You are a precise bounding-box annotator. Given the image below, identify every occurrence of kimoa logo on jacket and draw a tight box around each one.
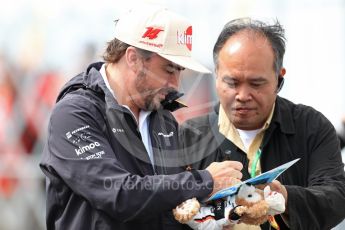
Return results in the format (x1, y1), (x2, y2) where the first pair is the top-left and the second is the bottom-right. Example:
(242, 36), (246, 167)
(75, 142), (100, 156)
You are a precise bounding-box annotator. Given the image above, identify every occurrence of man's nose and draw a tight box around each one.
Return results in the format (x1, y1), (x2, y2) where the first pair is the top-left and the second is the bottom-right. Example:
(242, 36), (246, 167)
(167, 73), (180, 89)
(235, 86), (253, 102)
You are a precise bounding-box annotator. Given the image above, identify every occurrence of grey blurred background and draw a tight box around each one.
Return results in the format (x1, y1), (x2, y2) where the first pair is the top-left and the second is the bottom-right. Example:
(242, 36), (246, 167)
(0, 0), (344, 229)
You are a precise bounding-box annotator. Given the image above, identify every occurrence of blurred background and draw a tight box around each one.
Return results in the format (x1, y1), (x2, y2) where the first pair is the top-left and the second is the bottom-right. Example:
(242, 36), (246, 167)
(0, 0), (344, 229)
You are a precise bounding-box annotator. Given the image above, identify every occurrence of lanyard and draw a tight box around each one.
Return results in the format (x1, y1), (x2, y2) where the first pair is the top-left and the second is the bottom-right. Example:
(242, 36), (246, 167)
(250, 148), (262, 178)
(251, 147), (280, 230)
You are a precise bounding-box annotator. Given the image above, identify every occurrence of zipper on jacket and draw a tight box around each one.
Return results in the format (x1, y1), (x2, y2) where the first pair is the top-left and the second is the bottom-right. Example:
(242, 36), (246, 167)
(107, 106), (156, 175)
(156, 143), (166, 174)
(152, 143), (158, 175)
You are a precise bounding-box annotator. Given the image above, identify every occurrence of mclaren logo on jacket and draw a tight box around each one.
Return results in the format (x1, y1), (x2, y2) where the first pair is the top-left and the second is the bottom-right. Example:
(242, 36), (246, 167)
(158, 131), (174, 138)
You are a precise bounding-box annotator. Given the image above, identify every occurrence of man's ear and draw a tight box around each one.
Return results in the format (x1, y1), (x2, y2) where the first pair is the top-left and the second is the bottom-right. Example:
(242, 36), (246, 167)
(279, 68), (286, 78)
(277, 68), (286, 93)
(125, 47), (140, 71)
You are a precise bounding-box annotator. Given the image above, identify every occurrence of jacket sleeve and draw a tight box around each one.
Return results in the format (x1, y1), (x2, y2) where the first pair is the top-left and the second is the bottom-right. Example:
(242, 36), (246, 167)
(40, 95), (213, 222)
(286, 112), (345, 229)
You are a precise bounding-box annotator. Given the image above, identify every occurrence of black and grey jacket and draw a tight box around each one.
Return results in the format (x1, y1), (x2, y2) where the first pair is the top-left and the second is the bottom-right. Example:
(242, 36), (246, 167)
(40, 62), (212, 230)
(180, 97), (345, 230)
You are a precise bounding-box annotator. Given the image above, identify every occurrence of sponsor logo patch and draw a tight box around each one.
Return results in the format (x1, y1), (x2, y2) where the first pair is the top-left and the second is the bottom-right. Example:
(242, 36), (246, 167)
(142, 27), (164, 40)
(177, 26), (192, 51)
(112, 128), (125, 133)
(85, 150), (105, 160)
(158, 131), (174, 138)
(66, 125), (90, 138)
(75, 141), (100, 156)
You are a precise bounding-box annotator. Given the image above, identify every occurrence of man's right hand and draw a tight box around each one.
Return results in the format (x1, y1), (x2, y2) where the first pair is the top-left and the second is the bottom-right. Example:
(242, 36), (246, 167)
(205, 161), (243, 196)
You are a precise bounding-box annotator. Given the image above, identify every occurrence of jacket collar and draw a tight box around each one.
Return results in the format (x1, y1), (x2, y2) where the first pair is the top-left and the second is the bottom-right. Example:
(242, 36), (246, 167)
(84, 62), (109, 95)
(56, 62), (108, 102)
(271, 96), (295, 134)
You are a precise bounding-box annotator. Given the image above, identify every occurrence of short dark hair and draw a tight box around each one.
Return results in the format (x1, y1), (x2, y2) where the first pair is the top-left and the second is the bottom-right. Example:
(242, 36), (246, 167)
(103, 38), (154, 64)
(213, 18), (286, 75)
(103, 38), (130, 63)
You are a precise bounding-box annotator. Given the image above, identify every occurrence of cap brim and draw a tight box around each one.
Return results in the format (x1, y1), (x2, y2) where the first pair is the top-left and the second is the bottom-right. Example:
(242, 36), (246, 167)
(158, 53), (211, 74)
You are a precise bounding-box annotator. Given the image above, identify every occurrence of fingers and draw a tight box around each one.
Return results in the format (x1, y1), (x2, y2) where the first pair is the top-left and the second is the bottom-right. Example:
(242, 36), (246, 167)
(223, 160), (243, 171)
(206, 161), (243, 180)
(222, 166), (243, 180)
(206, 161), (243, 196)
(206, 161), (243, 172)
(255, 180), (284, 194)
(269, 180), (285, 193)
(267, 180), (288, 208)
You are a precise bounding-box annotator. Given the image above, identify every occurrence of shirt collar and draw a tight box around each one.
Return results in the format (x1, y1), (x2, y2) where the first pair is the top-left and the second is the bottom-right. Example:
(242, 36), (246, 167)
(100, 63), (116, 98)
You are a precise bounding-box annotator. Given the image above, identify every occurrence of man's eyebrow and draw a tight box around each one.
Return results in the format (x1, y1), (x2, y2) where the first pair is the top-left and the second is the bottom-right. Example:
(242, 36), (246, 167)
(221, 75), (268, 83)
(221, 75), (236, 80)
(249, 76), (267, 82)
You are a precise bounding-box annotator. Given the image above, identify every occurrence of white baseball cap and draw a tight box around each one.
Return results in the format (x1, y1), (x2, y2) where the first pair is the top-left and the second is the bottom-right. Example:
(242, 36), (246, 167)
(114, 6), (211, 74)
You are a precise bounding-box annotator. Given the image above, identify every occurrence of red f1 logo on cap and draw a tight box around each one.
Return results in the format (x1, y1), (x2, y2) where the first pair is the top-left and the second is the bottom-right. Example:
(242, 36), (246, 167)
(142, 27), (164, 39)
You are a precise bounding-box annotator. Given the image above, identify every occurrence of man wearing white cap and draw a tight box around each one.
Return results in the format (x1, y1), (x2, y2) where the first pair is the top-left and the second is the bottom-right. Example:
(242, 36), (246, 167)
(40, 6), (243, 230)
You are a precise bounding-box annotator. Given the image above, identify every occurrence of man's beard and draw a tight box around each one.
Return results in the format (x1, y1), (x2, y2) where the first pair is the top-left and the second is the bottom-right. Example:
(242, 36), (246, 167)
(134, 69), (175, 111)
